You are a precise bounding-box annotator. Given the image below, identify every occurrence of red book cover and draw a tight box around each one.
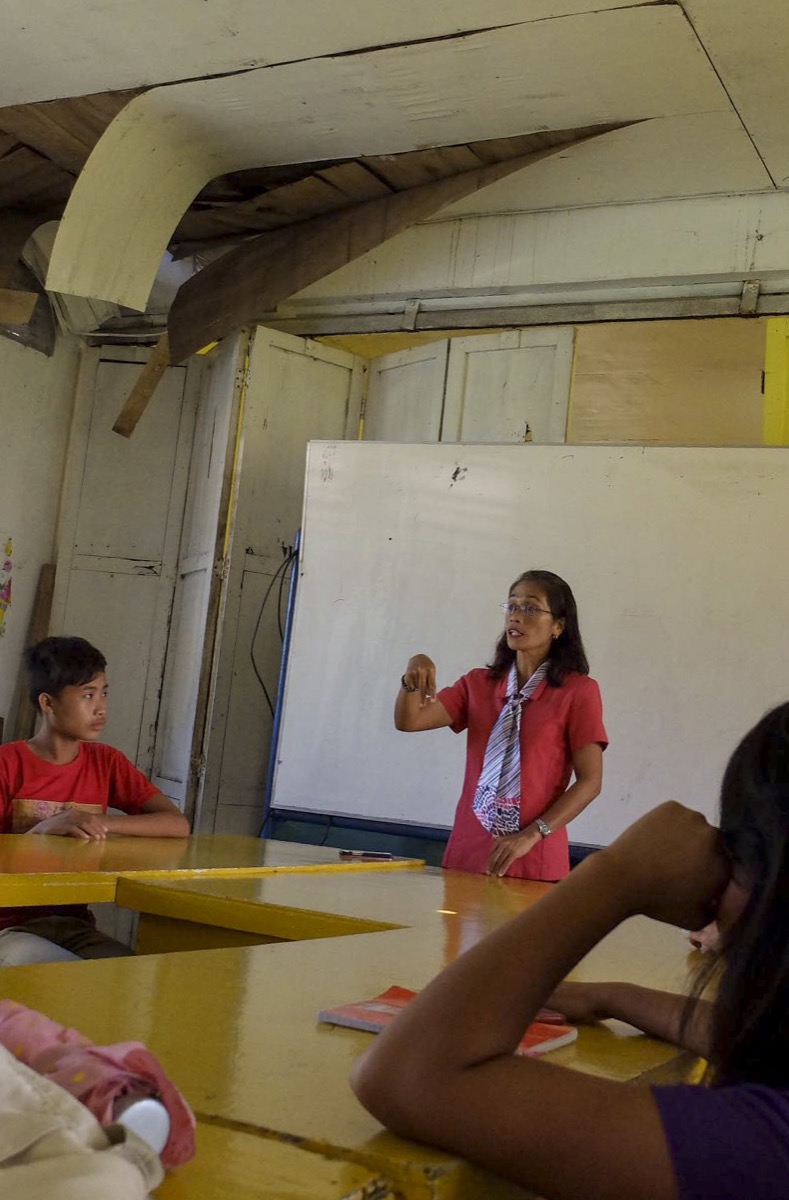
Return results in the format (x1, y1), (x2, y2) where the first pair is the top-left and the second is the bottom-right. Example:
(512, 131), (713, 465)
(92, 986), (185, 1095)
(318, 985), (577, 1056)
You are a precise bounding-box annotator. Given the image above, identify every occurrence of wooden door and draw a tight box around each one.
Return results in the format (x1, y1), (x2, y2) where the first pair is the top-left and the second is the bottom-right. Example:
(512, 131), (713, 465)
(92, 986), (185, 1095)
(363, 342), (449, 441)
(51, 347), (201, 771)
(151, 336), (245, 807)
(442, 329), (574, 443)
(197, 329), (364, 834)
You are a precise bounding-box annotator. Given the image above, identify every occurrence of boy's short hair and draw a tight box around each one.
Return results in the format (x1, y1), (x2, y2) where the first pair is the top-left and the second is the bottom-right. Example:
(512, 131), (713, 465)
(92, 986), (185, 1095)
(24, 637), (107, 708)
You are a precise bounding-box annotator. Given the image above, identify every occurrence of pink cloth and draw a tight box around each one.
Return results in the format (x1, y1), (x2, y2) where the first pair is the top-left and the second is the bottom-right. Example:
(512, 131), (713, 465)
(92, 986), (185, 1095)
(0, 1000), (195, 1168)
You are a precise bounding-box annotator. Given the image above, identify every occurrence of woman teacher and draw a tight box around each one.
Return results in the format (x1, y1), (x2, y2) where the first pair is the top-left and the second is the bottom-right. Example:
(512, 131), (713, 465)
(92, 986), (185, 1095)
(395, 570), (607, 879)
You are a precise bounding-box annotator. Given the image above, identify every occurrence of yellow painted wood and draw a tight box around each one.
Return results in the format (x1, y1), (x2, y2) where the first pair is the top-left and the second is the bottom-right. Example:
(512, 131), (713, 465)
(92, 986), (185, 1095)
(123, 876), (401, 951)
(0, 867), (699, 1197)
(118, 868), (537, 944)
(0, 834), (424, 907)
(764, 317), (789, 444)
(158, 1122), (397, 1200)
(135, 913), (286, 954)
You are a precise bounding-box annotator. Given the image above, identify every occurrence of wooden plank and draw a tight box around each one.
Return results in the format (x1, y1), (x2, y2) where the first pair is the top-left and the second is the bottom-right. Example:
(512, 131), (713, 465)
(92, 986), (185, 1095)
(0, 286), (37, 324)
(0, 131), (18, 158)
(112, 333), (172, 438)
(168, 132), (616, 364)
(315, 161), (393, 202)
(0, 145), (72, 207)
(0, 90), (137, 173)
(0, 211), (43, 283)
(6, 563), (56, 742)
(365, 143), (482, 189)
(0, 107), (88, 174)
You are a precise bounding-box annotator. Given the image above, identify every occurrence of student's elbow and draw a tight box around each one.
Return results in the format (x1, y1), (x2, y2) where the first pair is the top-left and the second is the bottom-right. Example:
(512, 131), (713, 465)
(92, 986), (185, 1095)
(351, 1048), (430, 1139)
(169, 812), (191, 838)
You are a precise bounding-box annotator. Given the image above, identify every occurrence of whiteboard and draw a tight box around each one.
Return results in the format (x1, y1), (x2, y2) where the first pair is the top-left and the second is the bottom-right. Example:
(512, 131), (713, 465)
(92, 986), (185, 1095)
(273, 442), (789, 845)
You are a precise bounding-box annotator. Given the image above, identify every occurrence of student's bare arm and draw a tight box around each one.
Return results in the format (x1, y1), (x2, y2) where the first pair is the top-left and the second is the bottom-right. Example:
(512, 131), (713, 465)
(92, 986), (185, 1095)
(547, 980), (713, 1059)
(394, 654), (453, 732)
(103, 792), (190, 838)
(352, 803), (729, 1200)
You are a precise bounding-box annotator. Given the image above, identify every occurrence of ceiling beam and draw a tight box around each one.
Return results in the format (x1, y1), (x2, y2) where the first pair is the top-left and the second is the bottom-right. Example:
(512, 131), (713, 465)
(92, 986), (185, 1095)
(114, 127), (624, 433)
(168, 134), (609, 364)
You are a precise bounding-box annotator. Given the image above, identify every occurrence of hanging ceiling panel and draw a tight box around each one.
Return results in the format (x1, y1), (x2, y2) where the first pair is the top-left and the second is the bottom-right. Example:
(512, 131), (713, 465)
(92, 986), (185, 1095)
(47, 6), (733, 308)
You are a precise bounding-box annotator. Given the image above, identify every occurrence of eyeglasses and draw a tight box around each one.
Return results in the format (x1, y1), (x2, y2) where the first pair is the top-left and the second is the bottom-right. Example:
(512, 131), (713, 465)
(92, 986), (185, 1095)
(500, 601), (553, 618)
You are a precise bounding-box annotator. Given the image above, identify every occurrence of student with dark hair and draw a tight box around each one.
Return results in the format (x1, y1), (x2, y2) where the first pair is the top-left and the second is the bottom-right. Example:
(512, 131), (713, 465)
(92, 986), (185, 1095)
(0, 637), (189, 965)
(395, 570), (607, 879)
(353, 702), (789, 1199)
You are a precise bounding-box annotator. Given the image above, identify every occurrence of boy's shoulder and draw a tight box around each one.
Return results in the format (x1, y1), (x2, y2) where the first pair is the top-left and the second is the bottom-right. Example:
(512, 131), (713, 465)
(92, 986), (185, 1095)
(0, 740), (29, 764)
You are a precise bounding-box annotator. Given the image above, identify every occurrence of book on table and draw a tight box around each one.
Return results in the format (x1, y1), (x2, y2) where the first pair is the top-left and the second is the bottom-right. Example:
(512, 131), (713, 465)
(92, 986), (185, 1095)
(317, 985), (577, 1055)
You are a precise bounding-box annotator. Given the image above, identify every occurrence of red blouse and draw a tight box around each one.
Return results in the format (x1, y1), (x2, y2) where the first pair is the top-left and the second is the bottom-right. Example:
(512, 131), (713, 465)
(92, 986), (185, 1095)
(437, 670), (607, 880)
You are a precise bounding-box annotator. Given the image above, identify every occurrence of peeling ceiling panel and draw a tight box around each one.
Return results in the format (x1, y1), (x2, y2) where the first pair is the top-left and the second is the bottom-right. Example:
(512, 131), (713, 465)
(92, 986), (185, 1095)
(1, 0), (650, 105)
(47, 6), (733, 309)
(683, 0), (789, 187)
(434, 111), (773, 218)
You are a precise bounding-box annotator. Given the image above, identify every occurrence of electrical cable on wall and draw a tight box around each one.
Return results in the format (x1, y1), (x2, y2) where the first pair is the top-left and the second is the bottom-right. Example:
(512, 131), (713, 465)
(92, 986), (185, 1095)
(250, 549), (296, 718)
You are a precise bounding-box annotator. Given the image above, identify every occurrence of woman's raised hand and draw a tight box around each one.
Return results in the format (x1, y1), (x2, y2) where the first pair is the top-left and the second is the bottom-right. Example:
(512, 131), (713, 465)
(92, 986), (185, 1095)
(600, 801), (731, 931)
(404, 654), (437, 708)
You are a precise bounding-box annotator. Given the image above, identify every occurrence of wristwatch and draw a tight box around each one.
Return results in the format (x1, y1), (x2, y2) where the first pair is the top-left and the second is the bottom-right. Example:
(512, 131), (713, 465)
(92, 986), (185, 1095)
(534, 817), (552, 838)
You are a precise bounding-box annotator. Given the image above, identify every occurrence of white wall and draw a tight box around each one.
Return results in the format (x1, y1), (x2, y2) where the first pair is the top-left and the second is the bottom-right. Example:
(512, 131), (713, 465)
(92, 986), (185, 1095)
(0, 334), (80, 722)
(283, 191), (789, 316)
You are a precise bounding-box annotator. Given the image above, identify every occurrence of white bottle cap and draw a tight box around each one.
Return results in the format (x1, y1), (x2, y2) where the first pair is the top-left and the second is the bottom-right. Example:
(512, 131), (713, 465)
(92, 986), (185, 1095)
(114, 1096), (171, 1156)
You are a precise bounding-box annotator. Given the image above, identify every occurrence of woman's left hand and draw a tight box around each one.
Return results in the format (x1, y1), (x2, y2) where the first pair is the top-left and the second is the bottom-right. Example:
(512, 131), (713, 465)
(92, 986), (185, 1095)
(487, 827), (540, 877)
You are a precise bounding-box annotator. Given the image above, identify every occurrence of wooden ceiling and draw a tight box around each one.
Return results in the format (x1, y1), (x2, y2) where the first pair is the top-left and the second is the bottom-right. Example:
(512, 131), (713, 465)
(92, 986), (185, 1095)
(0, 88), (615, 258)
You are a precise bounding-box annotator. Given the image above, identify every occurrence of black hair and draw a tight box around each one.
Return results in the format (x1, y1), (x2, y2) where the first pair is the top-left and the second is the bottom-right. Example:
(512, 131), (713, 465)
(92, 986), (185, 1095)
(487, 569), (589, 687)
(24, 637), (107, 709)
(701, 702), (789, 1087)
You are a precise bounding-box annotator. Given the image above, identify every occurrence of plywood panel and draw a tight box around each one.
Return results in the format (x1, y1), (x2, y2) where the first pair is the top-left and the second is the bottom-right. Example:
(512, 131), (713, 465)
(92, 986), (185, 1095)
(685, 0), (789, 185)
(48, 6), (730, 309)
(569, 318), (766, 445)
(438, 111), (771, 219)
(1, 1), (648, 105)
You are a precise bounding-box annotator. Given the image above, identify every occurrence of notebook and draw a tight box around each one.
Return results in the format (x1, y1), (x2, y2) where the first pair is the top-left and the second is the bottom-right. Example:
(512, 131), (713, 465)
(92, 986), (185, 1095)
(318, 985), (577, 1056)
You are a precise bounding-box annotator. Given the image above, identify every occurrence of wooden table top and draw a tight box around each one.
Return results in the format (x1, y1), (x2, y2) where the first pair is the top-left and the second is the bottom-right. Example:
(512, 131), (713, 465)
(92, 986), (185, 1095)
(0, 833), (423, 905)
(0, 864), (701, 1198)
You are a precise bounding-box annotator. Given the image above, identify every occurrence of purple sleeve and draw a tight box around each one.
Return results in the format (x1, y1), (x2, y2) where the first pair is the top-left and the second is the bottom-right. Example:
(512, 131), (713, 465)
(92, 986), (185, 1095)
(652, 1083), (789, 1200)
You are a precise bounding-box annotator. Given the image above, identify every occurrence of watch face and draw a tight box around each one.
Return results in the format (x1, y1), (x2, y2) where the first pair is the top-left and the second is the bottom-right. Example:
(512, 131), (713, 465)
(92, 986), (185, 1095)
(536, 819), (551, 837)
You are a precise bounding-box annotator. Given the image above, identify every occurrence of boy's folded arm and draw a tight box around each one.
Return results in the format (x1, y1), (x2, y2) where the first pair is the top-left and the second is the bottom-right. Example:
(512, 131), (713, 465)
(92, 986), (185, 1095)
(103, 792), (190, 838)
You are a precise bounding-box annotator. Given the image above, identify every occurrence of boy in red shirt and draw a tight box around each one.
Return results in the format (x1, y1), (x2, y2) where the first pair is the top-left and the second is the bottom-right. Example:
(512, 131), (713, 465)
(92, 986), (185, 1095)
(0, 636), (189, 964)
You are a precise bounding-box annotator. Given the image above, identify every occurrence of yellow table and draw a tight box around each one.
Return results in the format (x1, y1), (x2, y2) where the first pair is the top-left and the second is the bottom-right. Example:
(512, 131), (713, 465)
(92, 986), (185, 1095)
(0, 834), (423, 906)
(0, 867), (701, 1199)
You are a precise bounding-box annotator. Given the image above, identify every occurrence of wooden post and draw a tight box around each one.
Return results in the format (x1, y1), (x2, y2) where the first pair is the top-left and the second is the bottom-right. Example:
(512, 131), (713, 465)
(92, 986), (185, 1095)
(112, 333), (171, 437)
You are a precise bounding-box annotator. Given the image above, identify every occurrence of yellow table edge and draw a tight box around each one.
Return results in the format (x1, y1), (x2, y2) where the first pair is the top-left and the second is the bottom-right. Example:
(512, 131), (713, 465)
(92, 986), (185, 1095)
(0, 856), (425, 907)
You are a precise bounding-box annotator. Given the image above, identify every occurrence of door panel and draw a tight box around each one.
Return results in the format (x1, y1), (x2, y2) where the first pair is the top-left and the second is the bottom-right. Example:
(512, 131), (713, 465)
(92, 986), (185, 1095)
(152, 338), (242, 804)
(198, 329), (364, 832)
(52, 348), (197, 774)
(442, 329), (574, 444)
(364, 342), (448, 441)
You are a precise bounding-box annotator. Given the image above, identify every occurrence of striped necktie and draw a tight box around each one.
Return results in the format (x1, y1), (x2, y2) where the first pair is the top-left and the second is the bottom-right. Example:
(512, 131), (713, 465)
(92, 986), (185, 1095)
(472, 661), (548, 836)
